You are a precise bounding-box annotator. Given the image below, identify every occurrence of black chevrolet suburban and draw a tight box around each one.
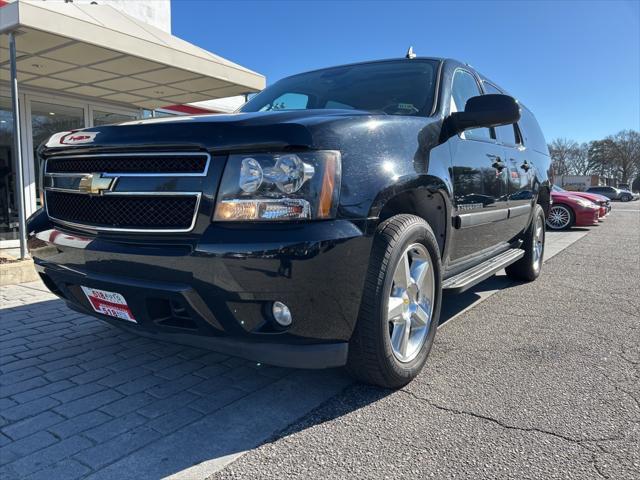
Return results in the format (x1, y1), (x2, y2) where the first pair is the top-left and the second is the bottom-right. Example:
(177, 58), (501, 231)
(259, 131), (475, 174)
(28, 57), (551, 388)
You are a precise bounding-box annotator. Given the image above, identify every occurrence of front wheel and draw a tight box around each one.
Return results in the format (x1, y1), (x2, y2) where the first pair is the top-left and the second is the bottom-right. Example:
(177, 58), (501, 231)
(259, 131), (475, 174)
(546, 204), (574, 230)
(621, 194), (632, 202)
(506, 204), (545, 281)
(347, 214), (442, 389)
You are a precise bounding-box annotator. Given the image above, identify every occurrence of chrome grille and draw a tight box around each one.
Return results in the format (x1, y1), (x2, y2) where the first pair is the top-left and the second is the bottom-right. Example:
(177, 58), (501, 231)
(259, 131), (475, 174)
(42, 150), (207, 233)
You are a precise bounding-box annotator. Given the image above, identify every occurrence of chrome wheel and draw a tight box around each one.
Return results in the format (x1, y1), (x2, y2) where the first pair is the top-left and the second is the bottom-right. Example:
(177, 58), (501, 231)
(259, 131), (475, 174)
(532, 215), (544, 272)
(387, 243), (435, 363)
(547, 205), (571, 230)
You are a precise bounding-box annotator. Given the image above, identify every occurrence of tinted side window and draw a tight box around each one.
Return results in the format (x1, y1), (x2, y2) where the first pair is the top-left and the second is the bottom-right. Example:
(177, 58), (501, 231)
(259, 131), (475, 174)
(483, 82), (519, 146)
(519, 106), (549, 156)
(451, 70), (492, 141)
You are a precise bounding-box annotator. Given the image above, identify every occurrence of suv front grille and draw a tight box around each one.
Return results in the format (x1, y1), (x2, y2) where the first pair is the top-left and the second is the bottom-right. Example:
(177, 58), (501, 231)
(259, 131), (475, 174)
(46, 152), (209, 175)
(45, 191), (199, 231)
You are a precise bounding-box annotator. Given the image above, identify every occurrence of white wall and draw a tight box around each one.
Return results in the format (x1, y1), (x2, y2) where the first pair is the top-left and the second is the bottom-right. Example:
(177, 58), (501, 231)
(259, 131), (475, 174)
(26, 0), (172, 33)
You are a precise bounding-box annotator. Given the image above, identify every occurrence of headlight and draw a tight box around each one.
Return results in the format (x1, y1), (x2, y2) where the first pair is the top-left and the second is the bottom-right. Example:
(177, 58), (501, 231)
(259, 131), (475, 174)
(570, 197), (594, 208)
(214, 151), (341, 221)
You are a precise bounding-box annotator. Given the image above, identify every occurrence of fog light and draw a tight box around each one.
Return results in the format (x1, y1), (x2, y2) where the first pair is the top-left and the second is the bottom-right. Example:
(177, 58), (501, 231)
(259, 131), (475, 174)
(272, 301), (292, 327)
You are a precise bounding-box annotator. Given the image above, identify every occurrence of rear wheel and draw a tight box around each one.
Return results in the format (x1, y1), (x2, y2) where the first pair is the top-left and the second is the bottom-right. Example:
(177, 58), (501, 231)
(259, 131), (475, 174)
(546, 204), (574, 230)
(506, 204), (545, 281)
(347, 214), (442, 388)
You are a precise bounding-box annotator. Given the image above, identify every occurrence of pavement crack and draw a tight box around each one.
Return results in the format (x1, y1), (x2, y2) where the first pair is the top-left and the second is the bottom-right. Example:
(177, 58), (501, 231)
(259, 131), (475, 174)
(399, 390), (626, 479)
(601, 372), (640, 412)
(591, 453), (610, 479)
(398, 389), (623, 448)
(619, 352), (640, 366)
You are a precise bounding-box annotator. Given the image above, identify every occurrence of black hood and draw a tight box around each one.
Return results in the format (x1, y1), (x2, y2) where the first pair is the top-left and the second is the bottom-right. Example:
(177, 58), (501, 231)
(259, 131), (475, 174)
(42, 109), (375, 155)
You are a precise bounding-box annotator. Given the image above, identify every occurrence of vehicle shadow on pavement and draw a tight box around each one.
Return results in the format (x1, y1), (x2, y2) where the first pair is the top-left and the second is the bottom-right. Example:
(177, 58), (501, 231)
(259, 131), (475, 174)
(0, 296), (351, 480)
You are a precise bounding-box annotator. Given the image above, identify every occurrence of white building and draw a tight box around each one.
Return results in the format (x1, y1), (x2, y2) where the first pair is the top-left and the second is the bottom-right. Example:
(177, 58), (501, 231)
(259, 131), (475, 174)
(0, 0), (265, 251)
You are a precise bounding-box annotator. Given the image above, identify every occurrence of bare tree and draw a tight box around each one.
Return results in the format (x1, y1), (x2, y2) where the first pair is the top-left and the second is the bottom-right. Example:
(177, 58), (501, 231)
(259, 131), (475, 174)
(566, 142), (591, 175)
(548, 138), (577, 176)
(607, 130), (640, 184)
(588, 139), (617, 178)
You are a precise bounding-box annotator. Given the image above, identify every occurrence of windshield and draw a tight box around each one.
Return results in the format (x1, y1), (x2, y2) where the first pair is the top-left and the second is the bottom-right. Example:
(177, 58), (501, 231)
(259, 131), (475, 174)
(552, 185), (566, 192)
(241, 60), (438, 116)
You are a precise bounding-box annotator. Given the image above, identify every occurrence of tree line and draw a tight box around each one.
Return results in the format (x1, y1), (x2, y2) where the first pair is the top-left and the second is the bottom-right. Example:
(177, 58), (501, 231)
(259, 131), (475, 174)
(548, 129), (640, 189)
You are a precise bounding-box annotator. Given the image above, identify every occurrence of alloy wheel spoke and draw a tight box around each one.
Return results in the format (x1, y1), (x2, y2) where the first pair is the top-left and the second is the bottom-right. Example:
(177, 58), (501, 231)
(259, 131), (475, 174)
(413, 304), (431, 327)
(393, 252), (412, 289)
(399, 319), (411, 356)
(390, 318), (410, 357)
(387, 296), (404, 320)
(411, 260), (429, 289)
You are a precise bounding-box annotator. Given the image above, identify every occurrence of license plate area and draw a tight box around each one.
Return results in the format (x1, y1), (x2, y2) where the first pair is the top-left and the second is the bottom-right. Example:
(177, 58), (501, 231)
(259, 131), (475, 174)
(81, 286), (137, 323)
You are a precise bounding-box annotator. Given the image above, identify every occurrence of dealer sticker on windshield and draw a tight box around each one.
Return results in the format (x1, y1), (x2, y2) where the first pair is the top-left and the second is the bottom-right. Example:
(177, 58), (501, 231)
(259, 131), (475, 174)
(81, 286), (136, 323)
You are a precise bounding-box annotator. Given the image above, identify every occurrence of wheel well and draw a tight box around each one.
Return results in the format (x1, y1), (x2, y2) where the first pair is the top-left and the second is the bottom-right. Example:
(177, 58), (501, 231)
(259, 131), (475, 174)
(378, 190), (447, 256)
(537, 186), (551, 217)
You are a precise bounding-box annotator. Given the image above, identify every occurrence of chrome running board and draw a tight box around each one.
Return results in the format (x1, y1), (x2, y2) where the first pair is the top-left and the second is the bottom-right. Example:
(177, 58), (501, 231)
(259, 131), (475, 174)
(442, 248), (524, 293)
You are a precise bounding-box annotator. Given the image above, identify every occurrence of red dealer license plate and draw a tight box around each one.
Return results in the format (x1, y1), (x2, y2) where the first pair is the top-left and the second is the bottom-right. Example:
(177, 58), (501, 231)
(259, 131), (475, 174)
(81, 286), (137, 323)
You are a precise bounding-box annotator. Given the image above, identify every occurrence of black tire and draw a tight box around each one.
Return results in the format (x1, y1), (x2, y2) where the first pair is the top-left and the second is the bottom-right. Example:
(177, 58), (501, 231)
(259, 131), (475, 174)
(347, 214), (442, 389)
(506, 204), (545, 282)
(621, 194), (632, 202)
(546, 203), (574, 230)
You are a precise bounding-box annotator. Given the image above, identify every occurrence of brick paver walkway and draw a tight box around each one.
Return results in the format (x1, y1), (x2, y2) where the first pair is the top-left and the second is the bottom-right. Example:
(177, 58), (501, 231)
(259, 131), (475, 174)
(0, 281), (347, 479)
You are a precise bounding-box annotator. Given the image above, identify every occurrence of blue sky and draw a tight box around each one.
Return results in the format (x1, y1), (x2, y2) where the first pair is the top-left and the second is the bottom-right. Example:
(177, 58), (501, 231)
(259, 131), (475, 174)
(173, 0), (640, 143)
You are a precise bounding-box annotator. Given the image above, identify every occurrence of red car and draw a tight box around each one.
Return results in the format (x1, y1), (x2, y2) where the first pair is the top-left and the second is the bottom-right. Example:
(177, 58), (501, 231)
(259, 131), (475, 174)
(547, 190), (600, 230)
(552, 185), (610, 219)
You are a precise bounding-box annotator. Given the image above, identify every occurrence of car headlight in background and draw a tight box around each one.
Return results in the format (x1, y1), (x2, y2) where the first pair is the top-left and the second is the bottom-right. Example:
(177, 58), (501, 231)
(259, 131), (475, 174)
(214, 151), (341, 221)
(569, 197), (595, 208)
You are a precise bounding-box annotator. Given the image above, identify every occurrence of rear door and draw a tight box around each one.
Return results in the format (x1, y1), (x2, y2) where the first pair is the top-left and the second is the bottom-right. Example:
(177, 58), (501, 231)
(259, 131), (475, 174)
(502, 124), (534, 237)
(447, 70), (510, 261)
(483, 82), (533, 238)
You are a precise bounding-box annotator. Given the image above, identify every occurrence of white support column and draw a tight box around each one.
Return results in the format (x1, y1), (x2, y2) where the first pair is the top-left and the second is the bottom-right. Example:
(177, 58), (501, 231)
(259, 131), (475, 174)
(8, 31), (28, 259)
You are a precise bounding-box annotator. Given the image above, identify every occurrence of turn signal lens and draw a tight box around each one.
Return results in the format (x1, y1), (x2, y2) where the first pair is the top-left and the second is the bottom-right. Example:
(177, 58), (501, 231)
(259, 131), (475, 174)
(216, 199), (310, 221)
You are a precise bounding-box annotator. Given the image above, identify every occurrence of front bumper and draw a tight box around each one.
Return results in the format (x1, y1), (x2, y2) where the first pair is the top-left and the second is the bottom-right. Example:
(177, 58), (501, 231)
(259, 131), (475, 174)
(29, 218), (374, 368)
(574, 206), (600, 226)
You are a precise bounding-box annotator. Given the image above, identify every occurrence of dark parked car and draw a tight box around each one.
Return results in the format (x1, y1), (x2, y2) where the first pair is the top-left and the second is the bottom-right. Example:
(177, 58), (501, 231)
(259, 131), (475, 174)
(587, 185), (634, 202)
(28, 57), (551, 388)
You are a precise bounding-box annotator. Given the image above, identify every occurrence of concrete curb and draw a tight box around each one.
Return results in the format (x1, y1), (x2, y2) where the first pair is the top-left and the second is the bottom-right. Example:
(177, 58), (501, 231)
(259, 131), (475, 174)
(0, 258), (40, 286)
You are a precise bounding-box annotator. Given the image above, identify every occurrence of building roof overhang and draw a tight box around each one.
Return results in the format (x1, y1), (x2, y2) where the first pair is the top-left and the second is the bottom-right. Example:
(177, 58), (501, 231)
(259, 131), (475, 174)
(0, 0), (265, 108)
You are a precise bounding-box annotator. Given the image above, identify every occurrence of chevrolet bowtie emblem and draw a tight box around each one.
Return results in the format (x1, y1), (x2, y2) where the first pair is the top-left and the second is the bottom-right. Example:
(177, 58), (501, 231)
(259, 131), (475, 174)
(78, 173), (115, 195)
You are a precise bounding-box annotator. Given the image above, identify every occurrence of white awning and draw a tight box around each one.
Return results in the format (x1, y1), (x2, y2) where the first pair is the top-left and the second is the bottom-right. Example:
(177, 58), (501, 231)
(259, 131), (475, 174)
(0, 0), (265, 108)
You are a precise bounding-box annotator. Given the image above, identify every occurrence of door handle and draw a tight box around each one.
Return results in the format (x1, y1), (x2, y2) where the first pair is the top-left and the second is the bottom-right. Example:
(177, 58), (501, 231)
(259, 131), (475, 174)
(520, 160), (531, 172)
(487, 154), (505, 171)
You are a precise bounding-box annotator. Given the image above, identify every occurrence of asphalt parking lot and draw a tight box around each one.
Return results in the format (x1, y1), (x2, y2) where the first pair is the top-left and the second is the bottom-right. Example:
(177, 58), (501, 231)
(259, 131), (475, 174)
(1, 202), (638, 479)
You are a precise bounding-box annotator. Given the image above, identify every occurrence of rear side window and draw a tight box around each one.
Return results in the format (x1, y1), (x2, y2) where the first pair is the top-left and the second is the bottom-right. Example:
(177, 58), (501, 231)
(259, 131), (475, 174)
(451, 70), (493, 141)
(518, 106), (549, 156)
(483, 82), (520, 146)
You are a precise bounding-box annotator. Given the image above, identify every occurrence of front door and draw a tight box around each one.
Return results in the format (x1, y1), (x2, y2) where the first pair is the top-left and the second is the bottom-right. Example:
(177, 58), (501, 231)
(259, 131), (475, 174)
(447, 70), (509, 261)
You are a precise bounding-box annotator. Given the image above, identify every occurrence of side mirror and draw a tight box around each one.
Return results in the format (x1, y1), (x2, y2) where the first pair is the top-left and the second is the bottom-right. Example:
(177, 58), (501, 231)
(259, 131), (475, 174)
(442, 94), (520, 140)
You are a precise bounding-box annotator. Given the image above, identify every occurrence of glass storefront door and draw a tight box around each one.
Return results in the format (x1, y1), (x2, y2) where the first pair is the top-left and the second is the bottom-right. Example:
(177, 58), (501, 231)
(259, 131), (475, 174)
(0, 91), (141, 247)
(92, 109), (136, 126)
(0, 95), (17, 241)
(30, 101), (85, 209)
